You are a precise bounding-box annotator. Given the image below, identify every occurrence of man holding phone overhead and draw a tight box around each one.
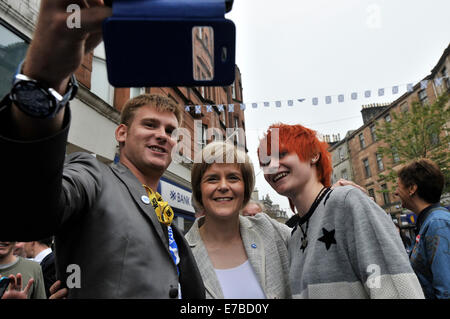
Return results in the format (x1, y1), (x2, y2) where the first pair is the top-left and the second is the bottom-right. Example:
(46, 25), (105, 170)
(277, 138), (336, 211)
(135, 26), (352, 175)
(0, 0), (204, 298)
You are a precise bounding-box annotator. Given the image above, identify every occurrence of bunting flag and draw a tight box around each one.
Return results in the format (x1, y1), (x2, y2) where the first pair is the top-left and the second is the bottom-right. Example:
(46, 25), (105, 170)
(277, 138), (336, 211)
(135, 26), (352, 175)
(392, 86), (399, 94)
(420, 80), (428, 90)
(181, 76), (449, 112)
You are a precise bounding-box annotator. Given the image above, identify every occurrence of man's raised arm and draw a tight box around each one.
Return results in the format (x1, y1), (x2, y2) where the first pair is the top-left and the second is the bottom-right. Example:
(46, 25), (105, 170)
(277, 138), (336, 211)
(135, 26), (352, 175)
(9, 0), (111, 139)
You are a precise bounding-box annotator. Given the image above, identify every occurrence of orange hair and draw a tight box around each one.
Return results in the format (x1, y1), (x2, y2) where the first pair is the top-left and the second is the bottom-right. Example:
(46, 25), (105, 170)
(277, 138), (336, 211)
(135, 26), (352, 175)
(258, 123), (333, 213)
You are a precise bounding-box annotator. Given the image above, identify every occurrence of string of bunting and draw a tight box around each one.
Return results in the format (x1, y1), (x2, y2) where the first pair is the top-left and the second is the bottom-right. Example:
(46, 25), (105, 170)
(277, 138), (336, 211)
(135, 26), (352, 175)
(184, 76), (449, 113)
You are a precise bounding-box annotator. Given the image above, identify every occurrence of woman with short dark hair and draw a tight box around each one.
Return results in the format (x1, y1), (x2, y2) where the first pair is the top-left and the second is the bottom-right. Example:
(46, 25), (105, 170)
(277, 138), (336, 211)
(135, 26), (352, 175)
(395, 158), (450, 299)
(186, 141), (292, 299)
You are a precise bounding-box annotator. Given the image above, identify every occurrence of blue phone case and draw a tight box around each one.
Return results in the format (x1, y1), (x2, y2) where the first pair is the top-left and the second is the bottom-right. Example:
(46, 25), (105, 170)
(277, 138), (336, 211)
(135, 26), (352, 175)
(0, 277), (11, 298)
(102, 0), (236, 87)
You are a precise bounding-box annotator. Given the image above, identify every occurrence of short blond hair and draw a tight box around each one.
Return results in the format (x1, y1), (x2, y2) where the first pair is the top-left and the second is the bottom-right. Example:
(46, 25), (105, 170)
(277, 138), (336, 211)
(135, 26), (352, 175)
(191, 141), (255, 211)
(120, 93), (183, 127)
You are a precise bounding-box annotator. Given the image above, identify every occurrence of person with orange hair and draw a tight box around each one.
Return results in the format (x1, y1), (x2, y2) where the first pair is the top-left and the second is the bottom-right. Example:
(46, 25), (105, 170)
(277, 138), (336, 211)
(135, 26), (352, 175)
(258, 123), (424, 299)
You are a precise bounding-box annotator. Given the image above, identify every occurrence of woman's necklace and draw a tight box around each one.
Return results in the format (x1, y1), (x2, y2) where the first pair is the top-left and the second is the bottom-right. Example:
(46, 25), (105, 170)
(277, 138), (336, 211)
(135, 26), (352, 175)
(297, 186), (331, 253)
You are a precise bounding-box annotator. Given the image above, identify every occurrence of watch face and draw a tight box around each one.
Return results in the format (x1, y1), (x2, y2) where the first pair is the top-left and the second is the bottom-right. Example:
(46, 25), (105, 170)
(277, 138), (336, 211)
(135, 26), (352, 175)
(11, 81), (55, 118)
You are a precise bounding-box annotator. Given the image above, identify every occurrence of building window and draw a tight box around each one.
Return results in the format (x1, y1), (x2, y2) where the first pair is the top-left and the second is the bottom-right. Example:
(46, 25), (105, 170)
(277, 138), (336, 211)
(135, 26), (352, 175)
(376, 153), (384, 171)
(442, 67), (449, 90)
(429, 131), (439, 146)
(234, 116), (240, 145)
(384, 114), (391, 122)
(196, 122), (207, 148)
(338, 147), (344, 161)
(359, 133), (366, 149)
(368, 189), (376, 203)
(418, 89), (428, 105)
(341, 169), (348, 180)
(400, 102), (409, 113)
(0, 22), (29, 98)
(91, 43), (114, 104)
(130, 87), (145, 98)
(363, 158), (371, 178)
(381, 184), (390, 205)
(392, 147), (400, 163)
(370, 125), (377, 142)
(231, 82), (236, 100)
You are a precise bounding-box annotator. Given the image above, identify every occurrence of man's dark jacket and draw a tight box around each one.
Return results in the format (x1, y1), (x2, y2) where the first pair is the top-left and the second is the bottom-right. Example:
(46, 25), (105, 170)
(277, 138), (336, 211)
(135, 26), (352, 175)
(40, 251), (56, 298)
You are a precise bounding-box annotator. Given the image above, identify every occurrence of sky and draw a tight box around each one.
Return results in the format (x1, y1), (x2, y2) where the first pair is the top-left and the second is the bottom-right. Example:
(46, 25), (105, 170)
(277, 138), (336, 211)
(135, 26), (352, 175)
(226, 0), (450, 215)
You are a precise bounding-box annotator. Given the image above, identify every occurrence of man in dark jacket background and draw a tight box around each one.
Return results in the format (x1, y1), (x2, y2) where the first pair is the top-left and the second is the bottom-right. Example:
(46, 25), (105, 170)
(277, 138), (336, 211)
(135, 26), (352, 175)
(24, 238), (56, 298)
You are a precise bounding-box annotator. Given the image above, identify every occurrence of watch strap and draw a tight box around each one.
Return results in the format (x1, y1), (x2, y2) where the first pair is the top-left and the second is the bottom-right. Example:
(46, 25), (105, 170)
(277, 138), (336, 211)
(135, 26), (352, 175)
(13, 60), (78, 102)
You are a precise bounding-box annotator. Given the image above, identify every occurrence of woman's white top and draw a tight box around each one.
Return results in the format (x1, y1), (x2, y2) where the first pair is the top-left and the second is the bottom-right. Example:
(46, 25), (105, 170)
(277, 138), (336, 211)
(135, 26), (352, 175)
(214, 260), (266, 299)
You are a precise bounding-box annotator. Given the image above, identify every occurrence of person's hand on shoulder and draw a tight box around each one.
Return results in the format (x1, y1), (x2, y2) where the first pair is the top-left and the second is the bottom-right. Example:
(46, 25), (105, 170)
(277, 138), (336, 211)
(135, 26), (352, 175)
(332, 178), (370, 198)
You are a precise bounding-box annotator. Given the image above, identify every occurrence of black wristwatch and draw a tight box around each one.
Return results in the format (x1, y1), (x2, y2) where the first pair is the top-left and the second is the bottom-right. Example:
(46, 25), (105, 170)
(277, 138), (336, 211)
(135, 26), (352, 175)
(10, 65), (78, 119)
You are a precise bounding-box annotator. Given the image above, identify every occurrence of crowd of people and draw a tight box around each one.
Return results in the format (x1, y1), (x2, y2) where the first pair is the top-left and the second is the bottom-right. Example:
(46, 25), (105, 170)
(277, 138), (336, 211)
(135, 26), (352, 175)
(1, 0), (449, 300)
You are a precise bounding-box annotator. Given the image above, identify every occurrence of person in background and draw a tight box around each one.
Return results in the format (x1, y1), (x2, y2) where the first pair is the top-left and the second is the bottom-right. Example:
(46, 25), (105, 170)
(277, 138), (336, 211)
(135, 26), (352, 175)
(13, 242), (27, 258)
(242, 200), (264, 216)
(24, 238), (56, 298)
(394, 158), (450, 299)
(185, 141), (292, 299)
(393, 220), (413, 255)
(258, 123), (424, 299)
(0, 241), (46, 299)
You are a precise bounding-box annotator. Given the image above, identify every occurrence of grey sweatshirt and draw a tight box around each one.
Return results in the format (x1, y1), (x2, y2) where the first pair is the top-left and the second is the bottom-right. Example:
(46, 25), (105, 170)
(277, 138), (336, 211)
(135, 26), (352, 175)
(289, 186), (424, 298)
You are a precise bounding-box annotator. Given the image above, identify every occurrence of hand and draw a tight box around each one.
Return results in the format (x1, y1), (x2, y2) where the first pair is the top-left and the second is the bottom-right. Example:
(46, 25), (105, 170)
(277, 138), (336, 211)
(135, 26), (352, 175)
(49, 280), (69, 299)
(23, 0), (112, 94)
(331, 178), (368, 195)
(1, 273), (33, 299)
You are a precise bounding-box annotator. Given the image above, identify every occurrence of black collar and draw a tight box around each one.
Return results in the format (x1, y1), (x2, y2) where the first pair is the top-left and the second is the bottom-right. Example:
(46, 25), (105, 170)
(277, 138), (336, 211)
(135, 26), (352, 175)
(285, 187), (332, 228)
